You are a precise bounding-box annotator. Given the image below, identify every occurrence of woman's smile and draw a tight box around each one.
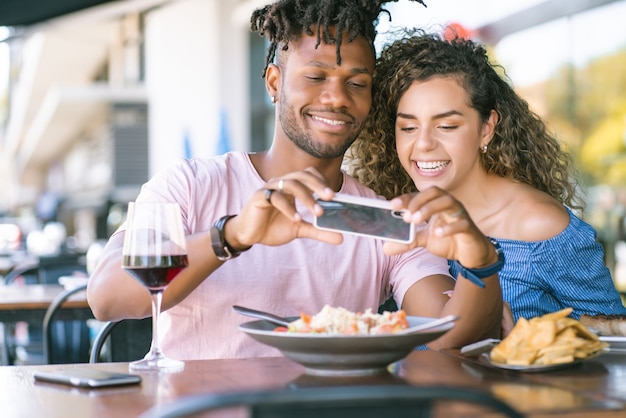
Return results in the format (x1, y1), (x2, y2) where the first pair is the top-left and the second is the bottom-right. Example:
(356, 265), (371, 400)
(414, 160), (450, 177)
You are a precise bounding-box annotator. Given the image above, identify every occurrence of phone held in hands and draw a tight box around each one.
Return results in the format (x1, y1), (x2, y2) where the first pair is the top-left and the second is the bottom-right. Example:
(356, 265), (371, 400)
(33, 368), (142, 388)
(313, 193), (414, 244)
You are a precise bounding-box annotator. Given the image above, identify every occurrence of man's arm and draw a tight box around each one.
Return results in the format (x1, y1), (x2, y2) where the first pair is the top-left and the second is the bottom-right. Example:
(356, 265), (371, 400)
(87, 228), (226, 321)
(87, 167), (345, 321)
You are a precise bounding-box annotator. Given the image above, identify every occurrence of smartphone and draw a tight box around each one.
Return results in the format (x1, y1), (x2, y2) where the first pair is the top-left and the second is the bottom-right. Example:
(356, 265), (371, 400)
(33, 368), (142, 388)
(313, 193), (414, 243)
(460, 338), (501, 357)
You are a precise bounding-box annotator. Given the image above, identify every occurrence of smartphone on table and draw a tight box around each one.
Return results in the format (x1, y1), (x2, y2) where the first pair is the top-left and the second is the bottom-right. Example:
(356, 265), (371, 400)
(313, 193), (414, 243)
(33, 368), (141, 388)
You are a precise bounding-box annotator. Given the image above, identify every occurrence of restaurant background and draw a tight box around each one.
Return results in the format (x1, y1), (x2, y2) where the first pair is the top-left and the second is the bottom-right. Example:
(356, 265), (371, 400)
(0, 0), (625, 285)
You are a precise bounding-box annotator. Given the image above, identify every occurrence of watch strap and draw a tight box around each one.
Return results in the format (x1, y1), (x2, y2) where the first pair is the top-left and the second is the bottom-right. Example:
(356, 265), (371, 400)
(210, 215), (250, 261)
(452, 239), (505, 288)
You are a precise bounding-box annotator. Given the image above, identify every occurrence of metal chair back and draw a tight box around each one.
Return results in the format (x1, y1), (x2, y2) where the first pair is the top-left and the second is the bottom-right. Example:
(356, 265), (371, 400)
(138, 385), (525, 418)
(42, 283), (91, 364)
(89, 318), (152, 363)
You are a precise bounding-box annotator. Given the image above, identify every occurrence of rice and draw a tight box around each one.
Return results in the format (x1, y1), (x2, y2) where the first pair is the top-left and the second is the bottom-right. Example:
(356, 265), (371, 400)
(287, 305), (409, 335)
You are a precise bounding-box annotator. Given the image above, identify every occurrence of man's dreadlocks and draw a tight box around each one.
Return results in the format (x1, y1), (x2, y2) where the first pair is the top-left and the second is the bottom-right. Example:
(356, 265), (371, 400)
(250, 0), (427, 78)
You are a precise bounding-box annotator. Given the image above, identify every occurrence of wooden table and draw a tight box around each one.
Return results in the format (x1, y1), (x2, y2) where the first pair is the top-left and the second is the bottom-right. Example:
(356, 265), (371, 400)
(0, 284), (92, 323)
(1, 350), (625, 418)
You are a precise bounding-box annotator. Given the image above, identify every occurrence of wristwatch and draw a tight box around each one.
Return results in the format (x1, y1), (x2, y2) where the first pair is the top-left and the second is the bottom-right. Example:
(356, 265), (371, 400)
(210, 215), (250, 261)
(453, 238), (505, 288)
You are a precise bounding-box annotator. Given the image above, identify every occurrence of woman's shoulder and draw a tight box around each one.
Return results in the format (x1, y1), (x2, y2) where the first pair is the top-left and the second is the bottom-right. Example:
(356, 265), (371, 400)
(501, 185), (570, 242)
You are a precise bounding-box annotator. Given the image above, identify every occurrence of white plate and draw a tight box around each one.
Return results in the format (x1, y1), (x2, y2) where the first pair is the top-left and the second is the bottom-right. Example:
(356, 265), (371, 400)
(599, 336), (626, 353)
(476, 350), (605, 373)
(239, 316), (454, 376)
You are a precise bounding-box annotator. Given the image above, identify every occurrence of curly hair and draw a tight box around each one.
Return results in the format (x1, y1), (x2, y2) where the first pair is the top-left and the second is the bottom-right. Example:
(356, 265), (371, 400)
(348, 30), (581, 210)
(250, 0), (427, 78)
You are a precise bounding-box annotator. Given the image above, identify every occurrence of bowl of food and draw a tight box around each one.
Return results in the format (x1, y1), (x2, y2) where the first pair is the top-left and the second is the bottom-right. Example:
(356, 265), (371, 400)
(239, 305), (455, 376)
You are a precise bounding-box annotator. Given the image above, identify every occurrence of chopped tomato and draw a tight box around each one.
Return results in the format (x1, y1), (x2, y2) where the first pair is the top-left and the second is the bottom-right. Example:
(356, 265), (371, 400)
(376, 324), (395, 334)
(300, 312), (312, 324)
(343, 323), (360, 335)
(273, 326), (289, 332)
(391, 310), (409, 328)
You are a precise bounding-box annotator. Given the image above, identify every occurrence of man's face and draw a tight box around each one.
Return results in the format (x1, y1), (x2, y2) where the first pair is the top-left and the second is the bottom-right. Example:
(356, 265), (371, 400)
(275, 32), (375, 159)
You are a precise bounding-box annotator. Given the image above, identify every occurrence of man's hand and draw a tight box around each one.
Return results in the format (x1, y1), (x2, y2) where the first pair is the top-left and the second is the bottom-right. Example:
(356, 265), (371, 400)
(225, 167), (344, 249)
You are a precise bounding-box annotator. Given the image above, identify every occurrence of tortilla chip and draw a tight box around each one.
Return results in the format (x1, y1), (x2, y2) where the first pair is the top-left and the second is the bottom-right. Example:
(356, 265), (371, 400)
(490, 308), (607, 366)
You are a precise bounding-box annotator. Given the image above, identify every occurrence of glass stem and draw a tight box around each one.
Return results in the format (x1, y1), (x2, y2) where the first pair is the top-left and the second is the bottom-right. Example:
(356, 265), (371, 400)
(148, 290), (164, 358)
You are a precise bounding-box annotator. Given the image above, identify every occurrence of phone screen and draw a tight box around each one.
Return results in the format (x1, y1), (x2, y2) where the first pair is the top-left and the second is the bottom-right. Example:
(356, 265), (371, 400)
(314, 196), (413, 243)
(33, 368), (142, 388)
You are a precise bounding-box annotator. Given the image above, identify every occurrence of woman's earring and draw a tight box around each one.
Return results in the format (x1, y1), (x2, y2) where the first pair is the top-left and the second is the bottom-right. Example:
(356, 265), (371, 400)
(481, 144), (488, 154)
(271, 95), (277, 104)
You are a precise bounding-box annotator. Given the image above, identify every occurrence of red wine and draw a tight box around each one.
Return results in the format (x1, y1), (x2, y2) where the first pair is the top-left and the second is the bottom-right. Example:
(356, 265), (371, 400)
(122, 254), (188, 290)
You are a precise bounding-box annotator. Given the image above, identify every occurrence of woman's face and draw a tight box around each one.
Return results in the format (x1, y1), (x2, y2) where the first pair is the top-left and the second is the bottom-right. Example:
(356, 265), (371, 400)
(394, 76), (496, 194)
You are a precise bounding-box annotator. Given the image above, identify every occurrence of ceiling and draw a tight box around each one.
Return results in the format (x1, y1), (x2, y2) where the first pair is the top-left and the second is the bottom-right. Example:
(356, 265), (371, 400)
(2, 0), (620, 40)
(1, 0), (619, 182)
(0, 0), (117, 27)
(1, 0), (174, 179)
(476, 0), (622, 44)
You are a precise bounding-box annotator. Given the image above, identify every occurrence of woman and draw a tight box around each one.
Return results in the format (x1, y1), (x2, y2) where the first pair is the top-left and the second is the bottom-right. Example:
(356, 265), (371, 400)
(349, 30), (626, 322)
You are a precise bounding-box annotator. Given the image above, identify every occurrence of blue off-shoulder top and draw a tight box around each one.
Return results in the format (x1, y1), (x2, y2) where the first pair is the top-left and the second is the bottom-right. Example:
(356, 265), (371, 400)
(449, 208), (626, 322)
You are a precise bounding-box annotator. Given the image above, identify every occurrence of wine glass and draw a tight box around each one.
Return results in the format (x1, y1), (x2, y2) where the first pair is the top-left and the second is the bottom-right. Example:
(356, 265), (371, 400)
(122, 202), (188, 372)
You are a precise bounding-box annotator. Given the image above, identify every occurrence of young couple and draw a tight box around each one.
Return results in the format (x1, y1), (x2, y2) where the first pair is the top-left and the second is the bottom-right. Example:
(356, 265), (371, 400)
(87, 0), (624, 361)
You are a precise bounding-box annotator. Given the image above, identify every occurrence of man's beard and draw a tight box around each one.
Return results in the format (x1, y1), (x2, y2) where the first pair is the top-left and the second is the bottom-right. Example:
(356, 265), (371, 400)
(278, 101), (359, 159)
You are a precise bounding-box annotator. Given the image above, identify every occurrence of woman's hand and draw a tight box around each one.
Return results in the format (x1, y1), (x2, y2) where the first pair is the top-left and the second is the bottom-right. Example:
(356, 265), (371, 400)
(383, 186), (498, 269)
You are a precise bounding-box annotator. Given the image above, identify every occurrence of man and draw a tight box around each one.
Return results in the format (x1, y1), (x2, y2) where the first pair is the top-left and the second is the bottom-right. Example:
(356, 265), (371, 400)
(87, 0), (503, 360)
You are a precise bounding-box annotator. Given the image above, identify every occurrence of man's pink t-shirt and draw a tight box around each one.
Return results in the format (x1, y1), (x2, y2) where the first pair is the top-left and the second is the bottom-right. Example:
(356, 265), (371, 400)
(129, 151), (451, 359)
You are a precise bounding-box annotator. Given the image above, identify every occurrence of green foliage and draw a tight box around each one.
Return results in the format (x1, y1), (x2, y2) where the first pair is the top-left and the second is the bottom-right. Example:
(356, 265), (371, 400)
(580, 107), (626, 184)
(545, 47), (626, 185)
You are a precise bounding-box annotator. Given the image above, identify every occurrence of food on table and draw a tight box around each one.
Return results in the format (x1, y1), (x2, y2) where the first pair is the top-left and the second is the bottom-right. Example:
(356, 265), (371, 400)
(490, 307), (608, 366)
(579, 313), (626, 336)
(279, 305), (409, 335)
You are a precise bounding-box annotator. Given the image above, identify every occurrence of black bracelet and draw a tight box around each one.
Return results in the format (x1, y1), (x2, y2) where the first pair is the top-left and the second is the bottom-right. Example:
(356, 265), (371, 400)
(452, 239), (505, 288)
(210, 215), (251, 261)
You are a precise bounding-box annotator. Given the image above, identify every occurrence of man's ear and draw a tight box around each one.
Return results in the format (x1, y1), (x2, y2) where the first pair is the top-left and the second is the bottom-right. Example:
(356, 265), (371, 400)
(265, 63), (281, 100)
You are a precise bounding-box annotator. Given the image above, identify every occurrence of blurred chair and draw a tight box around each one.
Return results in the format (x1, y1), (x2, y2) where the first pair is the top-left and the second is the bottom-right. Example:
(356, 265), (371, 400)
(138, 385), (524, 418)
(3, 253), (90, 364)
(89, 321), (117, 363)
(36, 253), (88, 284)
(4, 252), (87, 285)
(2, 257), (40, 285)
(42, 283), (91, 364)
(89, 318), (152, 363)
(0, 257), (39, 364)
